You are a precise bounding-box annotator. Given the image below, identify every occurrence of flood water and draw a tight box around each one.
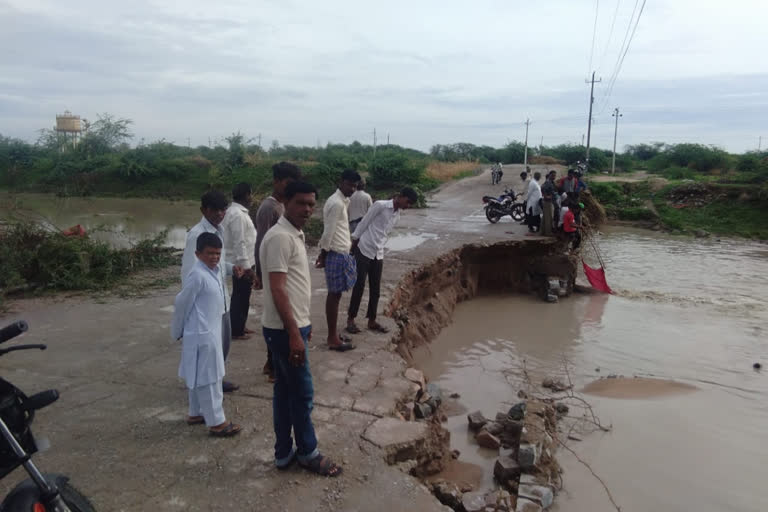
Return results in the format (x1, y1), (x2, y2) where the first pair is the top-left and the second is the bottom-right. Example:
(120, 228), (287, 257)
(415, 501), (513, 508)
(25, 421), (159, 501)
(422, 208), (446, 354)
(0, 192), (198, 249)
(415, 227), (768, 512)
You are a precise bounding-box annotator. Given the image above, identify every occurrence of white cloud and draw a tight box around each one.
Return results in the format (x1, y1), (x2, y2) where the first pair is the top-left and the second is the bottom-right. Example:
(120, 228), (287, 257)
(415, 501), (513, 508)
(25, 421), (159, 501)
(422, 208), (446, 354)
(0, 0), (766, 153)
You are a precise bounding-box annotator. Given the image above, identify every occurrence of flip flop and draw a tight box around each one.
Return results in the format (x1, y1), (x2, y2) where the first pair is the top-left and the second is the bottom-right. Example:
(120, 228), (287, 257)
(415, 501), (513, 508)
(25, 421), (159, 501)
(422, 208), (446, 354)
(328, 341), (356, 352)
(209, 422), (242, 438)
(299, 454), (343, 477)
(368, 324), (390, 334)
(345, 324), (362, 334)
(186, 416), (205, 426)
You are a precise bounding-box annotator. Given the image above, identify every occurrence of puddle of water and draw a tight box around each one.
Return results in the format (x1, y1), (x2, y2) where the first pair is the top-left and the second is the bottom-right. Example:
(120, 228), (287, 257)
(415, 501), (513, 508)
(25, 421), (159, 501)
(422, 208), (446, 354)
(415, 230), (768, 512)
(385, 232), (438, 252)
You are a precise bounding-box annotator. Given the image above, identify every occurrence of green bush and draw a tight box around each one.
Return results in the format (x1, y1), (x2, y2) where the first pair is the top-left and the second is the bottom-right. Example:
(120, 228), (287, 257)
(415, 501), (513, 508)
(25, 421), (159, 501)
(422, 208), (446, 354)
(0, 222), (176, 293)
(660, 166), (697, 180)
(369, 150), (426, 188)
(617, 206), (657, 221)
(589, 182), (624, 206)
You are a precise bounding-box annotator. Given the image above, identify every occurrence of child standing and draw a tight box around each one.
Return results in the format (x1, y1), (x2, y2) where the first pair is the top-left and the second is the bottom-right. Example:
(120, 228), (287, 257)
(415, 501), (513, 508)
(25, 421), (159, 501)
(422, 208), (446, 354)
(172, 232), (242, 437)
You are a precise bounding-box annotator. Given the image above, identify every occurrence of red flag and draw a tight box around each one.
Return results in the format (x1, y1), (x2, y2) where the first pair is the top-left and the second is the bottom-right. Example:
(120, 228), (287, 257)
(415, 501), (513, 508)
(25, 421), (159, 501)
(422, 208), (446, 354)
(582, 261), (613, 294)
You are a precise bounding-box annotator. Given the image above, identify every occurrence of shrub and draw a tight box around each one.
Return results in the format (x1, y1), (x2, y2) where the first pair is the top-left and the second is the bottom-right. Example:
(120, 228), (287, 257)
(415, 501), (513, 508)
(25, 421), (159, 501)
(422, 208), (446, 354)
(589, 182), (624, 206)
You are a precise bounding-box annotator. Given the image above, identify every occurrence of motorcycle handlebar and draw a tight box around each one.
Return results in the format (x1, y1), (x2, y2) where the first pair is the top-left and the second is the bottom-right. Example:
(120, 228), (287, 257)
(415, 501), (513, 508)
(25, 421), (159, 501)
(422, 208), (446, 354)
(0, 320), (28, 344)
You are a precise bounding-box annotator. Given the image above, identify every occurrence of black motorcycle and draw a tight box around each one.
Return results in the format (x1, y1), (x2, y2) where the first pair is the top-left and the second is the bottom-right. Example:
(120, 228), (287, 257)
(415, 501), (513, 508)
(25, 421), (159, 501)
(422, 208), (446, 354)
(0, 320), (95, 512)
(482, 189), (526, 224)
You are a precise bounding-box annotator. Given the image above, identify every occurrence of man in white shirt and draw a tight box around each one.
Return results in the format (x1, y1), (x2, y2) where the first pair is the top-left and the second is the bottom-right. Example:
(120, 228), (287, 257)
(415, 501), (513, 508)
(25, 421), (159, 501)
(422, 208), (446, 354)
(220, 183), (257, 340)
(315, 169), (361, 351)
(181, 190), (242, 393)
(260, 180), (343, 477)
(346, 188), (418, 335)
(172, 232), (242, 437)
(347, 178), (372, 234)
(525, 171), (543, 234)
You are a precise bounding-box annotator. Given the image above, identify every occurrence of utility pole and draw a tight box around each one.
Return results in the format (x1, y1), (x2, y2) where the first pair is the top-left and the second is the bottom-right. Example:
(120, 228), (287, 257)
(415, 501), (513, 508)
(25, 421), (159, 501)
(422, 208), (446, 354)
(611, 107), (623, 175)
(760, 136), (763, 152)
(581, 134), (585, 146)
(523, 118), (530, 169)
(257, 133), (262, 149)
(372, 128), (377, 170)
(387, 133), (390, 145)
(585, 71), (602, 171)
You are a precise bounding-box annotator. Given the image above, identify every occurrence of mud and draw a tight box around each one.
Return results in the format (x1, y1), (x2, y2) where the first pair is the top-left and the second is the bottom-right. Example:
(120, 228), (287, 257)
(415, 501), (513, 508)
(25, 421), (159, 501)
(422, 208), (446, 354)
(582, 377), (698, 398)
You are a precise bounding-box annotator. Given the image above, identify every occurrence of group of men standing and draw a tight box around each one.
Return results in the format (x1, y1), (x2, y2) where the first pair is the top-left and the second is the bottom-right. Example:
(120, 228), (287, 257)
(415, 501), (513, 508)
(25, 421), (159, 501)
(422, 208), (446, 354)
(171, 162), (417, 477)
(521, 168), (587, 248)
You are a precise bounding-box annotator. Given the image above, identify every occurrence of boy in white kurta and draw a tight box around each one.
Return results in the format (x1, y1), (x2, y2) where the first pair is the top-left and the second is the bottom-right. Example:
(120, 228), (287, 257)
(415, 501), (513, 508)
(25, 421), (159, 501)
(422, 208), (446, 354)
(172, 232), (242, 437)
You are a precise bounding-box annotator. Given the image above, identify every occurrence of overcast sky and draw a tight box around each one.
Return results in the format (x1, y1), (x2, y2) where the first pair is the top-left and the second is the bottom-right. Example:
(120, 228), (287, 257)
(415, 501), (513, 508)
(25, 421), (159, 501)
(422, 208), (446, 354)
(1, 0), (766, 153)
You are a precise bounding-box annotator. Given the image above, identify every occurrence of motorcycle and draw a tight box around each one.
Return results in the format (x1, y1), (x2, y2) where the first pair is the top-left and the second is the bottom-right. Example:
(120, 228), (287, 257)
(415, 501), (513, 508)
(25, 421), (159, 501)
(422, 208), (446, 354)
(0, 320), (95, 512)
(482, 189), (526, 224)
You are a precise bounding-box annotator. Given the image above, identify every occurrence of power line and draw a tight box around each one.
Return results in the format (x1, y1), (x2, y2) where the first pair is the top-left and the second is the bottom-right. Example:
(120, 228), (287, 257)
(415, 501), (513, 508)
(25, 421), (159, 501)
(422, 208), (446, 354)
(596, 0), (646, 114)
(596, 0), (622, 74)
(602, 0), (647, 110)
(587, 0), (600, 76)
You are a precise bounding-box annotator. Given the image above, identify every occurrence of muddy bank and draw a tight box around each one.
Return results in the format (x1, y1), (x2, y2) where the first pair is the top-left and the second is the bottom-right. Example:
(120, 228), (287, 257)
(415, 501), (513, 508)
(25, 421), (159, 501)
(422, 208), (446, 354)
(387, 239), (577, 363)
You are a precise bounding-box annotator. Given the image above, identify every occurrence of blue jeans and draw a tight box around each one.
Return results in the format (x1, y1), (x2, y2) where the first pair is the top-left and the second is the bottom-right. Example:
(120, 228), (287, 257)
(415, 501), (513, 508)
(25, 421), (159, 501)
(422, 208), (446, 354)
(263, 326), (318, 466)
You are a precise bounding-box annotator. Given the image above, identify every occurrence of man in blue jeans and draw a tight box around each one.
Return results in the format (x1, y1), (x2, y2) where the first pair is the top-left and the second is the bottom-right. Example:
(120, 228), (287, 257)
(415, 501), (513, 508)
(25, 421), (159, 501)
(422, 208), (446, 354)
(259, 180), (343, 477)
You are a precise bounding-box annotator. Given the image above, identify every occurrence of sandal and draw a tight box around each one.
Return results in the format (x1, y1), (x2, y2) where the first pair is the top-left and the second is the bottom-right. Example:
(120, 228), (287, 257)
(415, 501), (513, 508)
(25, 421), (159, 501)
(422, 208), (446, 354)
(328, 341), (356, 352)
(209, 422), (242, 437)
(368, 323), (390, 334)
(299, 454), (343, 477)
(345, 324), (362, 334)
(186, 416), (205, 426)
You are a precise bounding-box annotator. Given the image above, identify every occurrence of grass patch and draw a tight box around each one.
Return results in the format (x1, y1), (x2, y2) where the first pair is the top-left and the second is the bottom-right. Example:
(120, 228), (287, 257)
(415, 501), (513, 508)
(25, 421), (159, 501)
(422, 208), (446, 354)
(0, 221), (178, 297)
(654, 199), (768, 238)
(426, 161), (480, 181)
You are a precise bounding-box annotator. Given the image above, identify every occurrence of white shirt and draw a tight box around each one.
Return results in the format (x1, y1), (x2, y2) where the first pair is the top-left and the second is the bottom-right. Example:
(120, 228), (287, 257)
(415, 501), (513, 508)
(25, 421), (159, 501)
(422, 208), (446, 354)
(220, 202), (257, 268)
(352, 199), (400, 260)
(519, 178), (530, 200)
(558, 206), (569, 228)
(171, 259), (226, 389)
(181, 217), (233, 310)
(526, 180), (542, 216)
(348, 190), (373, 222)
(319, 189), (352, 253)
(260, 216), (312, 330)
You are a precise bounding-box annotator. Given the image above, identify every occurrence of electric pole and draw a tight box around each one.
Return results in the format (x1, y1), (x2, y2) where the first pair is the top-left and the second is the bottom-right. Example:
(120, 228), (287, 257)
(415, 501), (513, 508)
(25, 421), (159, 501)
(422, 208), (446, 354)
(760, 136), (763, 151)
(581, 134), (585, 146)
(257, 133), (262, 149)
(585, 71), (602, 171)
(372, 128), (377, 170)
(523, 118), (530, 169)
(611, 107), (623, 175)
(387, 133), (390, 145)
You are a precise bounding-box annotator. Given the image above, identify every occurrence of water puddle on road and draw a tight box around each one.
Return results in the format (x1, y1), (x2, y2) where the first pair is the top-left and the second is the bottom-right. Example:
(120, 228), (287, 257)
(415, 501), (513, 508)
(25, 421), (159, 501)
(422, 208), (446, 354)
(385, 232), (438, 252)
(413, 229), (768, 512)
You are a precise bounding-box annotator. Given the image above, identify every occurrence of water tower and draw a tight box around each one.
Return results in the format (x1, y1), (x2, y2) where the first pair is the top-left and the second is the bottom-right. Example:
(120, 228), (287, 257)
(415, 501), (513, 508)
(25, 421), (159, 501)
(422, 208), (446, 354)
(54, 110), (84, 145)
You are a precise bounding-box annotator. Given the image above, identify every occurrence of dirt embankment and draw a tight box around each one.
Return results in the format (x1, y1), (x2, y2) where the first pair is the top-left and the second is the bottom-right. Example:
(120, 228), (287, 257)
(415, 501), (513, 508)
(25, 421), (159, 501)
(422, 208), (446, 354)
(386, 239), (576, 362)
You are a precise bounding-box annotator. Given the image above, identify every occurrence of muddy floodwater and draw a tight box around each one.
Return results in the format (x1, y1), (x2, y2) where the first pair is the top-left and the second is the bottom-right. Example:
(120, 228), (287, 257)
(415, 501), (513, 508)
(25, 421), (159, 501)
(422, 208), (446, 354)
(0, 192), (199, 248)
(415, 227), (768, 512)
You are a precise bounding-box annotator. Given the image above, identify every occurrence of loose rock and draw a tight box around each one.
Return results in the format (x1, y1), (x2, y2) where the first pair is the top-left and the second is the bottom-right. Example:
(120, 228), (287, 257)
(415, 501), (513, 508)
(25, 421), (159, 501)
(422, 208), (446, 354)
(508, 402), (526, 421)
(405, 368), (425, 386)
(493, 456), (521, 482)
(554, 403), (569, 415)
(432, 479), (463, 510)
(467, 411), (488, 431)
(517, 443), (539, 469)
(483, 421), (504, 437)
(476, 430), (501, 450)
(484, 489), (513, 510)
(518, 484), (554, 509)
(516, 497), (543, 512)
(754, 362), (762, 370)
(414, 402), (433, 419)
(461, 491), (487, 512)
(426, 382), (443, 407)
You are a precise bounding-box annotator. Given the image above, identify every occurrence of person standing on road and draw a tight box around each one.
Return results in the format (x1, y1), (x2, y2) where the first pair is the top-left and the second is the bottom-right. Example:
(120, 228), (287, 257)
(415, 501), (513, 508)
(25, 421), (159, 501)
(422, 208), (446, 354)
(260, 180), (343, 477)
(541, 170), (558, 236)
(348, 178), (372, 234)
(518, 171), (530, 225)
(221, 183), (257, 341)
(254, 162), (301, 382)
(526, 172), (542, 233)
(315, 169), (361, 352)
(181, 190), (241, 393)
(346, 187), (418, 335)
(173, 232), (242, 437)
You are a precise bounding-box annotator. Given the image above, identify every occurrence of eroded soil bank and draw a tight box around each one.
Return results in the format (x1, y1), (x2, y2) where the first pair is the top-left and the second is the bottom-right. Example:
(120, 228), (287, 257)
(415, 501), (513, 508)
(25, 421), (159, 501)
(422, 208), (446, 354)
(388, 238), (577, 364)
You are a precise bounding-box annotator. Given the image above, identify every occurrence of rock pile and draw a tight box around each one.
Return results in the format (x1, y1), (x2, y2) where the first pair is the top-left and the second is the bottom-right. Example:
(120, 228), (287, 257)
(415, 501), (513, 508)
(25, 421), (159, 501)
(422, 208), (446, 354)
(428, 399), (561, 511)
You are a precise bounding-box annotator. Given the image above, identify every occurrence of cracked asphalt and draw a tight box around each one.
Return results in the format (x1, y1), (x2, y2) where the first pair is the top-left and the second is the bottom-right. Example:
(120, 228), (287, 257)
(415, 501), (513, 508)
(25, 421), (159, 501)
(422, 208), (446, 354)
(0, 166), (541, 511)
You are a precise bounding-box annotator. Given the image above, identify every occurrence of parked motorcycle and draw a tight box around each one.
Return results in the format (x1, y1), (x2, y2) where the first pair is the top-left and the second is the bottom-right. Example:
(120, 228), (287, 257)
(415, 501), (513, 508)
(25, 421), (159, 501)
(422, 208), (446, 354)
(0, 320), (95, 512)
(482, 189), (526, 223)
